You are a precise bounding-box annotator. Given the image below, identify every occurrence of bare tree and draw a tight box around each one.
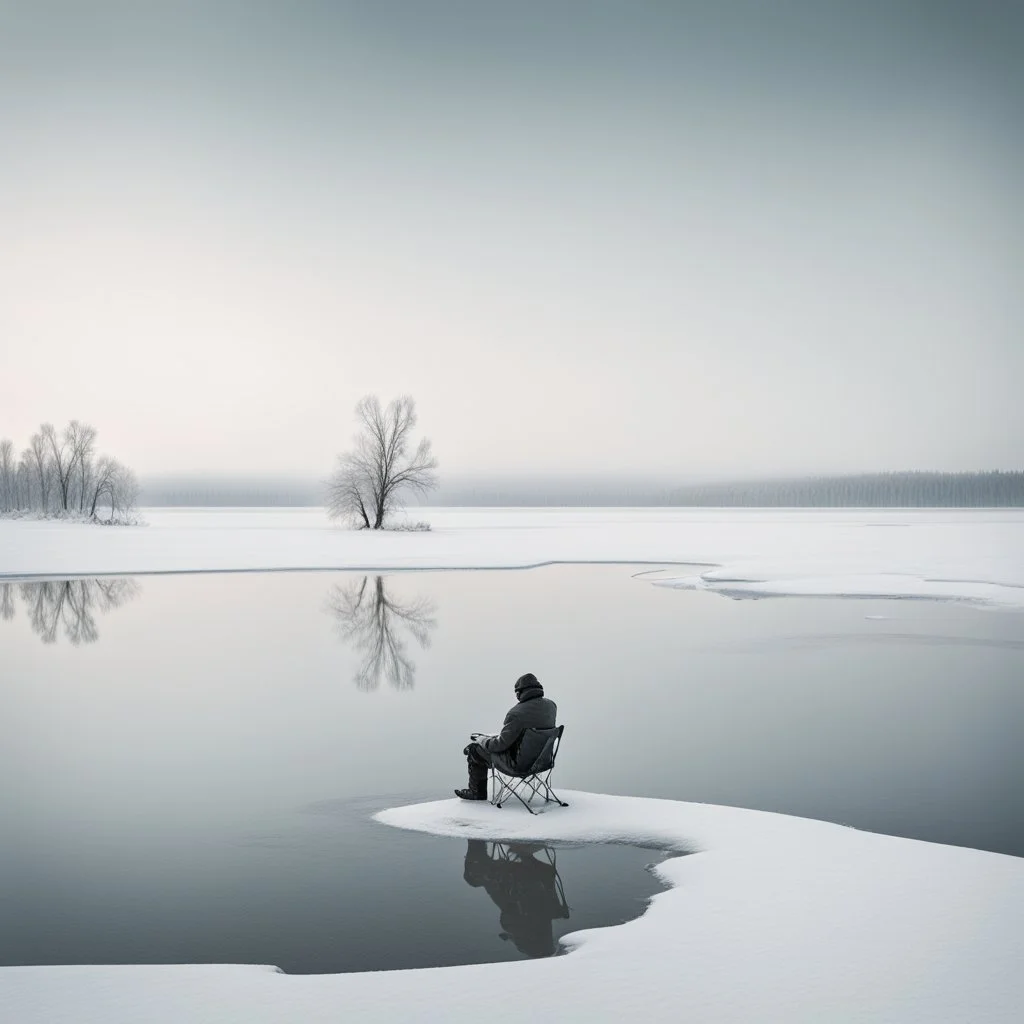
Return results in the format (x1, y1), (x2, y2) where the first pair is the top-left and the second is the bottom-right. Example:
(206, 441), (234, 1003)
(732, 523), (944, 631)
(27, 432), (52, 512)
(326, 575), (436, 690)
(44, 419), (96, 512)
(327, 395), (438, 529)
(72, 422), (98, 512)
(4, 422), (138, 522)
(81, 456), (138, 521)
(87, 455), (118, 518)
(110, 462), (139, 521)
(0, 439), (14, 512)
(42, 422), (76, 511)
(15, 455), (31, 510)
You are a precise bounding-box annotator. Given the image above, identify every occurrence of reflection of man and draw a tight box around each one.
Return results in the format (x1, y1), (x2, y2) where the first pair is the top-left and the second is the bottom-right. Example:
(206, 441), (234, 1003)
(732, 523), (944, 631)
(463, 840), (568, 957)
(455, 673), (557, 801)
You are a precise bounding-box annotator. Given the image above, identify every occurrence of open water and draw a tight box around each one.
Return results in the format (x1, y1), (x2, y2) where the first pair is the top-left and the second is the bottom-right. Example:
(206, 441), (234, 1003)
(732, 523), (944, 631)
(2, 565), (1022, 972)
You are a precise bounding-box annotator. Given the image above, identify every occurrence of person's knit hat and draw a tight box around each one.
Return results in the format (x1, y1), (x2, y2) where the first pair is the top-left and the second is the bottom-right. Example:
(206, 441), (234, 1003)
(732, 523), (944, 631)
(514, 672), (542, 694)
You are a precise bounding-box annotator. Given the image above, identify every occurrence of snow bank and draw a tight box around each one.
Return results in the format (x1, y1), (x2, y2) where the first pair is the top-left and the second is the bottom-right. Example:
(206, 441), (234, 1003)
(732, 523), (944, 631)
(1, 506), (1023, 609)
(4, 792), (1022, 1022)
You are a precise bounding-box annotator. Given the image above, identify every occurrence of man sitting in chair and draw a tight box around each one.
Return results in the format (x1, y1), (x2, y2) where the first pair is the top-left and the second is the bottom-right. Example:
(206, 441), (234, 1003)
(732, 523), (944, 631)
(455, 673), (557, 801)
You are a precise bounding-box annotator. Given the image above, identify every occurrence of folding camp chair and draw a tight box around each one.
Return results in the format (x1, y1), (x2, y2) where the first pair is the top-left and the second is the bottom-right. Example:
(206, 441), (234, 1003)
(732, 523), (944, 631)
(490, 725), (569, 814)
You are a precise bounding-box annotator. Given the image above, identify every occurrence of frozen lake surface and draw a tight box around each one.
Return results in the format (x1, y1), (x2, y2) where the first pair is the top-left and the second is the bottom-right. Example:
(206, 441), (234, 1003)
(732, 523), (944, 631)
(2, 564), (1022, 973)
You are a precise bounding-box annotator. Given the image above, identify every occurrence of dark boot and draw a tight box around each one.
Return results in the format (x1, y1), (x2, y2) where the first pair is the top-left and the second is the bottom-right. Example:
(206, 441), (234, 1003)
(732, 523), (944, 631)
(456, 748), (489, 801)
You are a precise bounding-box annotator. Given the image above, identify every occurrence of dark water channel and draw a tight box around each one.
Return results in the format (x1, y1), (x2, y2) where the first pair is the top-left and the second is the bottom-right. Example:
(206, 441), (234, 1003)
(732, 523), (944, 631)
(2, 566), (1022, 972)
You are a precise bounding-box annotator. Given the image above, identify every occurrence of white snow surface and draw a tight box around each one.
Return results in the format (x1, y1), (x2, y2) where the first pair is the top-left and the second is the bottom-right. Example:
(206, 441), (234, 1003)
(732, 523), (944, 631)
(2, 506), (1024, 608)
(4, 792), (1022, 1022)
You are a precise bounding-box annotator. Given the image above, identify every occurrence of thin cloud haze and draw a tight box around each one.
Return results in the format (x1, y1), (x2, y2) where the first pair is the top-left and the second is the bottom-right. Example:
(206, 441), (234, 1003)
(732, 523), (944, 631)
(1, 1), (1021, 478)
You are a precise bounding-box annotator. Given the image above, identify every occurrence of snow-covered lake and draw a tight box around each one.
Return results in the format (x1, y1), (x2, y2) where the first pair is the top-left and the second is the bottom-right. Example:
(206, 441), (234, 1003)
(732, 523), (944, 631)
(2, 508), (1022, 1020)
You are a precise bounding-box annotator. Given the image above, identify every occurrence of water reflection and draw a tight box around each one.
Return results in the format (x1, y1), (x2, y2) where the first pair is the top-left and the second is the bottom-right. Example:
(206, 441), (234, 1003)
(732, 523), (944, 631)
(463, 840), (570, 957)
(1, 578), (139, 645)
(325, 575), (437, 690)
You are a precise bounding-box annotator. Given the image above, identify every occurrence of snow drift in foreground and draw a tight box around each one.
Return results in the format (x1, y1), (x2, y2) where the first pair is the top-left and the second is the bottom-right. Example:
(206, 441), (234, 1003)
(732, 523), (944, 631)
(1, 506), (1023, 609)
(4, 792), (1022, 1023)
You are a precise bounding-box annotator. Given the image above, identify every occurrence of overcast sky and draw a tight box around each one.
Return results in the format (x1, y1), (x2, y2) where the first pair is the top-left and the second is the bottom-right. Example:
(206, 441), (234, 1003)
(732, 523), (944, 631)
(1, 1), (1022, 479)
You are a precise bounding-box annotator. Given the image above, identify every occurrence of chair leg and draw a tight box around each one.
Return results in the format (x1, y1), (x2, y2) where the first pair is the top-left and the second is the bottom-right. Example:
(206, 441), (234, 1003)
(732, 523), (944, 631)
(505, 779), (539, 815)
(491, 768), (515, 809)
(528, 773), (567, 808)
(489, 768), (568, 812)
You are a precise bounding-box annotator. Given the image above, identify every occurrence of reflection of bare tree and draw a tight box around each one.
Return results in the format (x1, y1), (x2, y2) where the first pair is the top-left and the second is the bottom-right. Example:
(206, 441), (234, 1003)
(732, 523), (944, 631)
(13, 578), (139, 645)
(326, 575), (437, 690)
(1, 583), (15, 622)
(0, 585), (15, 622)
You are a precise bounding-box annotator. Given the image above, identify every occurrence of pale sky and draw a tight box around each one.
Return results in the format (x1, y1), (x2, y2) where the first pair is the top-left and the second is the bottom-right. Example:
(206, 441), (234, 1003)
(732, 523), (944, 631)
(1, 1), (1022, 478)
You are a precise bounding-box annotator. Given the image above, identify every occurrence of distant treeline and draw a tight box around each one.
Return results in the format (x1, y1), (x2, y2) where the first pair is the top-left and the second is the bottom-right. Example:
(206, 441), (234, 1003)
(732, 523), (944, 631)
(140, 477), (323, 507)
(426, 471), (1024, 507)
(662, 471), (1024, 507)
(138, 471), (1023, 508)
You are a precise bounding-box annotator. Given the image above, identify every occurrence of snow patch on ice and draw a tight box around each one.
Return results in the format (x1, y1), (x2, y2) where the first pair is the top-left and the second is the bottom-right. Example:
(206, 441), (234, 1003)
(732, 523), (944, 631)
(653, 570), (1024, 607)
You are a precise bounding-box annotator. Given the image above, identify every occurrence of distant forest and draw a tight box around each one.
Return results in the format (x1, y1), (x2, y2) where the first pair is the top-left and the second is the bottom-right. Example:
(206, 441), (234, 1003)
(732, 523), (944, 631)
(140, 477), (321, 507)
(434, 471), (1024, 507)
(139, 471), (1024, 508)
(661, 471), (1024, 508)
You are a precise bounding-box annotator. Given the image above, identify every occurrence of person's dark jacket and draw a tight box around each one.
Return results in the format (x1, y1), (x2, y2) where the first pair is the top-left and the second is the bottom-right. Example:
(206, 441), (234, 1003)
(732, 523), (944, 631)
(480, 678), (557, 772)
